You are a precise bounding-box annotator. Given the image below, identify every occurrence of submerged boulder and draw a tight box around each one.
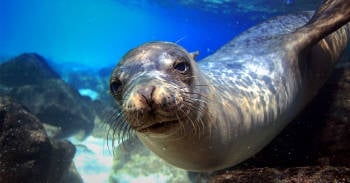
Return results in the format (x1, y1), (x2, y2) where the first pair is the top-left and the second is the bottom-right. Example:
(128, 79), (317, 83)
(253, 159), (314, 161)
(0, 53), (60, 87)
(0, 53), (96, 138)
(57, 64), (117, 110)
(210, 166), (350, 183)
(0, 95), (79, 183)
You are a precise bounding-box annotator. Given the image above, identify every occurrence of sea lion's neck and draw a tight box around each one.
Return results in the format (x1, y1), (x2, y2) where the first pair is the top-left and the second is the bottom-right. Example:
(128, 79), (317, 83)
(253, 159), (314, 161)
(201, 63), (291, 130)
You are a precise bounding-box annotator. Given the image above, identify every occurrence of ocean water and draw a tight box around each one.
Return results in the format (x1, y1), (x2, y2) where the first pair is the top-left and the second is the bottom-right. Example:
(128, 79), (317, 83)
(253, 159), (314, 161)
(0, 0), (321, 69)
(1, 0), (329, 183)
(0, 0), (242, 68)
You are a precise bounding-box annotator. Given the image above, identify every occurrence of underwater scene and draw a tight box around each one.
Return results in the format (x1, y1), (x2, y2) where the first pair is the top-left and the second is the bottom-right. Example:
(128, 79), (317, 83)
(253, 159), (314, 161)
(1, 0), (350, 183)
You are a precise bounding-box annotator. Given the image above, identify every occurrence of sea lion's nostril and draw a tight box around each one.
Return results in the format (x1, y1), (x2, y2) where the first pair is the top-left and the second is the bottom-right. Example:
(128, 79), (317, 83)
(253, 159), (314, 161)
(137, 86), (156, 105)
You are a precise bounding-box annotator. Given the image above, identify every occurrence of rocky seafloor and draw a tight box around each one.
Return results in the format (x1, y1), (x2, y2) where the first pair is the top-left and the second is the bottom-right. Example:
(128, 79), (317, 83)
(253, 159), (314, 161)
(0, 53), (349, 183)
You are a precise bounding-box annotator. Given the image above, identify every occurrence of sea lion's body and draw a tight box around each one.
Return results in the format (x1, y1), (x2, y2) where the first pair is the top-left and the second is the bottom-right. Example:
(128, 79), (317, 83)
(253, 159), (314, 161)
(110, 0), (350, 172)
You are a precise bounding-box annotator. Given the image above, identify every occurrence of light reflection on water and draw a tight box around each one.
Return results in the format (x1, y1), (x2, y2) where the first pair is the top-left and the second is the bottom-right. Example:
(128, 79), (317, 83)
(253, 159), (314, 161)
(69, 136), (114, 183)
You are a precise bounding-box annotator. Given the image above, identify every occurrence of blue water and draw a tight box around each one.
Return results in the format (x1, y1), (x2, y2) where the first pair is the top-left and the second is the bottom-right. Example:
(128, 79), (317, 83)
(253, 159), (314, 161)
(1, 0), (305, 69)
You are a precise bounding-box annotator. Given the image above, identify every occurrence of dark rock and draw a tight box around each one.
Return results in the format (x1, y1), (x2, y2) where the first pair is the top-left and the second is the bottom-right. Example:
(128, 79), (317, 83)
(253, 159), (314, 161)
(0, 53), (60, 87)
(65, 69), (102, 91)
(210, 166), (350, 183)
(61, 65), (117, 109)
(209, 64), (350, 181)
(9, 79), (95, 138)
(98, 66), (114, 78)
(49, 62), (118, 125)
(43, 123), (62, 138)
(61, 163), (84, 183)
(0, 95), (76, 183)
(0, 53), (96, 138)
(56, 64), (119, 128)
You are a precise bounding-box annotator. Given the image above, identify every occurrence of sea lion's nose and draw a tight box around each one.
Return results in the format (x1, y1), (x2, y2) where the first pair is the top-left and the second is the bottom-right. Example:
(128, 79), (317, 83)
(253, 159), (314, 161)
(137, 86), (155, 106)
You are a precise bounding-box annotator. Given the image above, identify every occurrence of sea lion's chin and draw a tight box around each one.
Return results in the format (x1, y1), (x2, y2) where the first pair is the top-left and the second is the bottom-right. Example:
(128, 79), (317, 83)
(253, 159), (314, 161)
(137, 119), (180, 134)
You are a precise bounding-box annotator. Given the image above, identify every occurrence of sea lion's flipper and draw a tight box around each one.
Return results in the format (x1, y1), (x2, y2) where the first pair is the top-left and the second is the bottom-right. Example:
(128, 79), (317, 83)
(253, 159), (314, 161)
(288, 0), (350, 52)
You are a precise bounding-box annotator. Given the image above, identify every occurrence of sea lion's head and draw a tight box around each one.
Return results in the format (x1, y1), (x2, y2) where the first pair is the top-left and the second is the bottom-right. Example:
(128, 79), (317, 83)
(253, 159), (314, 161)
(109, 42), (204, 138)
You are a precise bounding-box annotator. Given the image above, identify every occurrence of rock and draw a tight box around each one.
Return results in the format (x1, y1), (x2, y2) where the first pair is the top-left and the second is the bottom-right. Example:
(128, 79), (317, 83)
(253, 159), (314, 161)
(0, 53), (60, 87)
(210, 166), (350, 183)
(0, 95), (76, 183)
(313, 64), (350, 167)
(61, 65), (117, 109)
(9, 79), (95, 138)
(208, 64), (350, 182)
(43, 123), (62, 138)
(98, 65), (114, 78)
(66, 69), (102, 92)
(61, 163), (84, 183)
(0, 53), (96, 138)
(52, 63), (119, 138)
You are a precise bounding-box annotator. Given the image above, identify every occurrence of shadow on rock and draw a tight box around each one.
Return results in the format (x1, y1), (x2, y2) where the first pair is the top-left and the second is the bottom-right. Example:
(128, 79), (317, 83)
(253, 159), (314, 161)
(0, 53), (97, 139)
(0, 95), (82, 183)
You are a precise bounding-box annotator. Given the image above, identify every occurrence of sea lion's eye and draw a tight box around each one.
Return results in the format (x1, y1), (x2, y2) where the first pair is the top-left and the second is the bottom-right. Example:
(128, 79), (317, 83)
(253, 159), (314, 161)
(110, 79), (122, 96)
(174, 62), (189, 73)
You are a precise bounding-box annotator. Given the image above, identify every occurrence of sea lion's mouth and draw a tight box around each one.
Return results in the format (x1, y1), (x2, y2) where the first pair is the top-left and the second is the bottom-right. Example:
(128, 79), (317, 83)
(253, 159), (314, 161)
(138, 120), (179, 133)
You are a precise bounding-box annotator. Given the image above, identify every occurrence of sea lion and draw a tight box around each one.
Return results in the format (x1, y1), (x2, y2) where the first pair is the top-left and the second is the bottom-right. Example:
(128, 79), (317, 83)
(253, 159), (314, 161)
(109, 0), (350, 172)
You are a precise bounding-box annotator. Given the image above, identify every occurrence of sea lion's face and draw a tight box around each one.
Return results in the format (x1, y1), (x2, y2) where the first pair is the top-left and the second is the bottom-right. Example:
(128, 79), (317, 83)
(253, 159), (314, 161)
(110, 42), (200, 135)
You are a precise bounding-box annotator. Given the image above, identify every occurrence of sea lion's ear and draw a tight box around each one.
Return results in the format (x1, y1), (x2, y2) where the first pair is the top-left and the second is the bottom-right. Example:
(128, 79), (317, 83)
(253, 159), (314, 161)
(190, 51), (199, 60)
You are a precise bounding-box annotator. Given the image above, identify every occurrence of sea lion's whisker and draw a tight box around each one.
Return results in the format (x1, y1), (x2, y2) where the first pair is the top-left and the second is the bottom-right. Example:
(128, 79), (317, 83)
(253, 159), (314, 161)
(106, 110), (126, 151)
(180, 99), (203, 114)
(181, 101), (207, 120)
(180, 91), (210, 101)
(183, 101), (213, 136)
(175, 109), (187, 137)
(182, 95), (209, 105)
(183, 108), (199, 136)
(108, 108), (136, 148)
(182, 96), (208, 113)
(178, 97), (208, 138)
(119, 114), (134, 145)
(193, 84), (210, 88)
(179, 92), (211, 139)
(115, 115), (127, 142)
(179, 89), (209, 101)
